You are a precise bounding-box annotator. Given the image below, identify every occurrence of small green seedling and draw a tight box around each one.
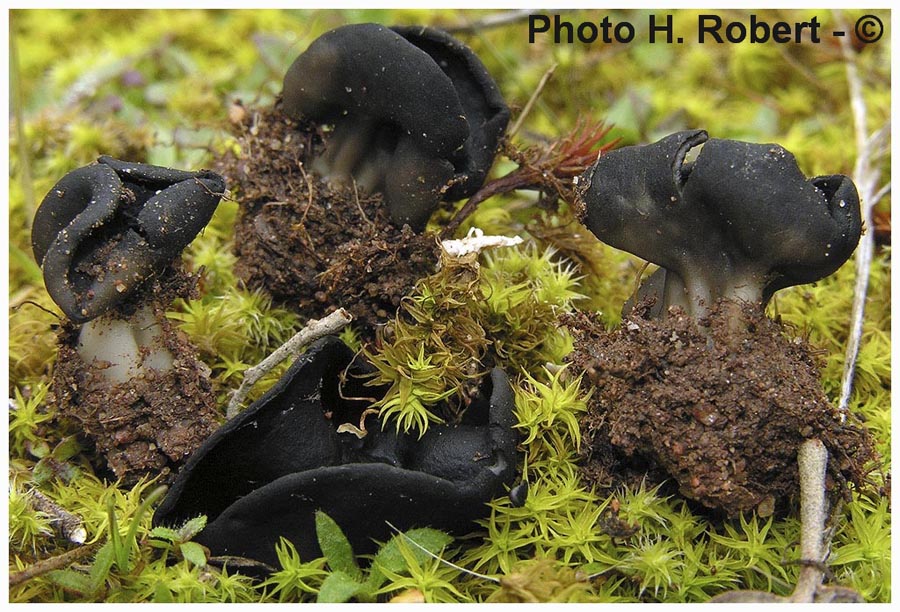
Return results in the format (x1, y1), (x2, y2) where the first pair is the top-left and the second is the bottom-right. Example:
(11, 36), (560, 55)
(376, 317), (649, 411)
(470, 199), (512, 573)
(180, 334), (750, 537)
(148, 515), (209, 567)
(310, 511), (454, 603)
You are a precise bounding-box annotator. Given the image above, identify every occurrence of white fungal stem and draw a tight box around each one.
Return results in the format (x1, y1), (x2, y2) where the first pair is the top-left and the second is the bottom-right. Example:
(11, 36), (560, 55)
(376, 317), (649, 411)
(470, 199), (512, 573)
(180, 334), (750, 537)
(789, 439), (829, 602)
(76, 305), (173, 384)
(226, 308), (353, 419)
(835, 11), (890, 421)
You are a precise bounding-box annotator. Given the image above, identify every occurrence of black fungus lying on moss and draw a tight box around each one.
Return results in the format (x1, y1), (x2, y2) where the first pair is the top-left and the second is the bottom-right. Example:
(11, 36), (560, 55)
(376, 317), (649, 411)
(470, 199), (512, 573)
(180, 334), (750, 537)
(154, 336), (523, 568)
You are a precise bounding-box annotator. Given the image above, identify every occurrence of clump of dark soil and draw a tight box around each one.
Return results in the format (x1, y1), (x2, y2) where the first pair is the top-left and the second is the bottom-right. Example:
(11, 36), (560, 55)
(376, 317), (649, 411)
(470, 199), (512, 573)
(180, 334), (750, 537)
(50, 269), (220, 485)
(217, 102), (440, 333)
(566, 300), (876, 517)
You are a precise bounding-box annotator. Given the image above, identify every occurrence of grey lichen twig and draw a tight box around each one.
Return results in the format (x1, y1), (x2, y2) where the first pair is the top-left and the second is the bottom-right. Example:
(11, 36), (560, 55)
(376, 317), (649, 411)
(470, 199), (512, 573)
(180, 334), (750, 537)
(789, 439), (864, 603)
(225, 308), (353, 419)
(29, 489), (87, 545)
(834, 10), (891, 421)
(710, 440), (862, 603)
(789, 439), (829, 602)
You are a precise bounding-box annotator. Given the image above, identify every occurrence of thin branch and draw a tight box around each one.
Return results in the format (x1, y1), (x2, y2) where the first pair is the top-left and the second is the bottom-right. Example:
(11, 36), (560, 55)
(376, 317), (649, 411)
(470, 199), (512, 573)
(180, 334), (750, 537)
(440, 173), (527, 240)
(708, 439), (836, 603)
(9, 21), (35, 220)
(789, 439), (829, 602)
(445, 9), (535, 34)
(834, 10), (888, 421)
(9, 541), (101, 588)
(441, 120), (617, 239)
(508, 63), (557, 139)
(29, 490), (86, 545)
(871, 181), (891, 206)
(226, 308), (353, 419)
(462, 16), (560, 131)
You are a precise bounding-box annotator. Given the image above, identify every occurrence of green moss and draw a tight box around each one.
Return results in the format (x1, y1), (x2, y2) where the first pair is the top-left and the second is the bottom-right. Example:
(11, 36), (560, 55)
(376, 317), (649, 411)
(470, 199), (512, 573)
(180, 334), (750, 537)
(830, 495), (892, 602)
(8, 485), (55, 555)
(365, 255), (489, 432)
(259, 539), (327, 602)
(365, 243), (585, 434)
(480, 244), (584, 370)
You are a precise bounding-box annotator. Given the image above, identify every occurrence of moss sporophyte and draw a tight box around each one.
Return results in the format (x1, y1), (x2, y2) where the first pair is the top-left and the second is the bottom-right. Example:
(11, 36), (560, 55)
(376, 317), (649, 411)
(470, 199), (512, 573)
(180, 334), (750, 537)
(10, 9), (889, 604)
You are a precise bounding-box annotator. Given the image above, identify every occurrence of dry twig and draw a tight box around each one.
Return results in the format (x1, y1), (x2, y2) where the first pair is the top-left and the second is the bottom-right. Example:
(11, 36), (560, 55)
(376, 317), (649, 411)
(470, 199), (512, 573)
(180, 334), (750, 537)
(790, 439), (829, 602)
(710, 440), (862, 603)
(9, 542), (101, 588)
(226, 308), (353, 418)
(508, 63), (557, 138)
(834, 11), (891, 421)
(29, 489), (86, 545)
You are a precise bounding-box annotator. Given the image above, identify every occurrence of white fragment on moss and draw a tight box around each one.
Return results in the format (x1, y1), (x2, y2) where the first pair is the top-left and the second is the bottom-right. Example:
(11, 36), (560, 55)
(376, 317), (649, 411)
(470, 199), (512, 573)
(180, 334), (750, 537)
(440, 227), (523, 259)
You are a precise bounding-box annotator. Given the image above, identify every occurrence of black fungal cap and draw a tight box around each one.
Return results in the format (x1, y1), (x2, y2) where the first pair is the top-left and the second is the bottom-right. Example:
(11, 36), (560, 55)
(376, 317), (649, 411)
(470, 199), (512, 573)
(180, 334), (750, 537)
(282, 23), (509, 232)
(576, 130), (861, 314)
(32, 158), (225, 323)
(153, 336), (521, 568)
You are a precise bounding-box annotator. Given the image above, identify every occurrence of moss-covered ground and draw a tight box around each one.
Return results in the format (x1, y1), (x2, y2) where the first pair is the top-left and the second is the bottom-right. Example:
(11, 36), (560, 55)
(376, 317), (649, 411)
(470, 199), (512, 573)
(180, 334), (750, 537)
(7, 8), (890, 602)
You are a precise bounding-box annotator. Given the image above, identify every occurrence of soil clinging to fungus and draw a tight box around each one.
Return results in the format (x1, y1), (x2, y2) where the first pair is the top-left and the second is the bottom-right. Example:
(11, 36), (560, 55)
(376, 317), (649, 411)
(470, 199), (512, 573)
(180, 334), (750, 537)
(568, 131), (874, 516)
(566, 303), (876, 517)
(221, 106), (439, 332)
(33, 158), (226, 484)
(224, 23), (509, 334)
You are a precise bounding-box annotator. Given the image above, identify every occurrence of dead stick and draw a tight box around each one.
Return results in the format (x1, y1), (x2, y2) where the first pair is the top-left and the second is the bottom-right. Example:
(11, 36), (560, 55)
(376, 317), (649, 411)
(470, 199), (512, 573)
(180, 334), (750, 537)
(835, 10), (888, 422)
(789, 439), (829, 602)
(29, 489), (86, 545)
(226, 308), (353, 419)
(508, 63), (557, 139)
(441, 168), (543, 239)
(9, 541), (101, 588)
